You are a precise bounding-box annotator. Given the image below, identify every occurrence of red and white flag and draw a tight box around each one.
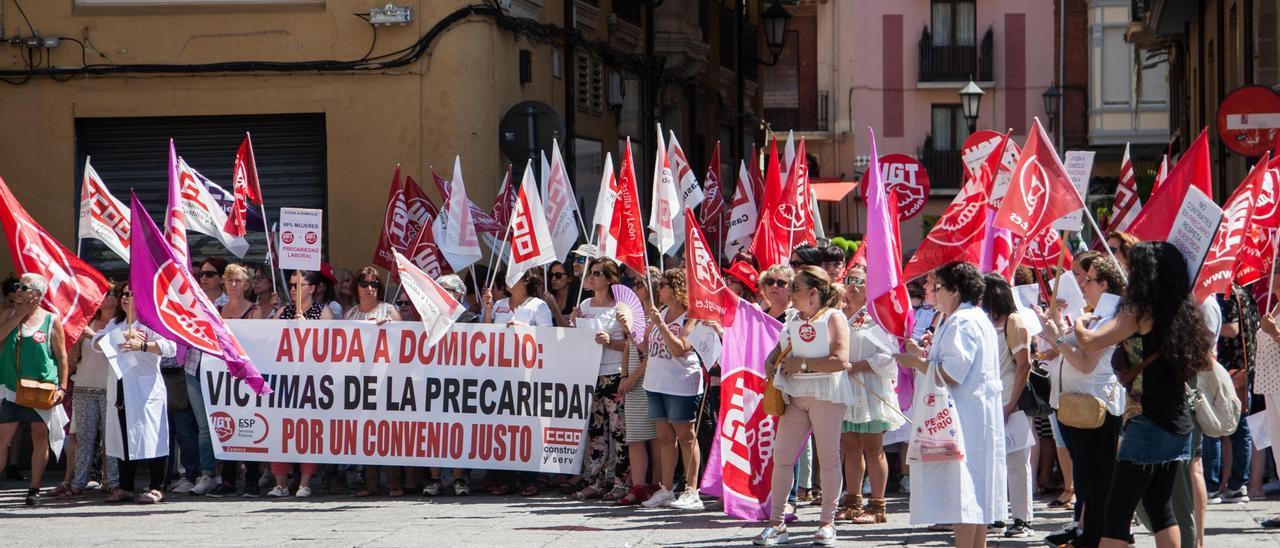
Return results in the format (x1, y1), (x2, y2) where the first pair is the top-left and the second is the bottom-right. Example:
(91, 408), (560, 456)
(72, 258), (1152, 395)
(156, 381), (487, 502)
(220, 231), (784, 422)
(545, 140), (581, 262)
(592, 153), (619, 254)
(608, 139), (648, 276)
(649, 126), (681, 256)
(1252, 157), (1280, 229)
(1235, 226), (1275, 287)
(404, 175), (439, 237)
(1194, 156), (1266, 301)
(1130, 129), (1214, 242)
(406, 212), (447, 278)
(701, 142), (726, 254)
(1152, 154), (1169, 195)
(227, 133), (262, 240)
(372, 165), (412, 271)
(1, 177), (108, 344)
(432, 168), (503, 235)
(394, 249), (465, 347)
(506, 161), (557, 287)
(903, 174), (989, 281)
(164, 140), (192, 265)
(723, 160), (759, 261)
(175, 157), (250, 258)
(1022, 228), (1072, 270)
(993, 119), (1085, 238)
(784, 139), (817, 247)
(684, 209), (738, 327)
(1107, 143), (1143, 232)
(78, 157), (131, 262)
(668, 131), (706, 212)
(433, 156), (484, 272)
(749, 143), (766, 218)
(492, 164), (517, 228)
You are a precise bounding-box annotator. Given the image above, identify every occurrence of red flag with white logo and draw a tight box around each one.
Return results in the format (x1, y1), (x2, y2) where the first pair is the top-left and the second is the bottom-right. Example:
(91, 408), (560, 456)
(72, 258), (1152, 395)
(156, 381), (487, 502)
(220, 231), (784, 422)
(700, 142), (725, 256)
(1235, 226), (1275, 287)
(492, 164), (517, 228)
(1252, 156), (1280, 229)
(372, 166), (411, 271)
(684, 209), (738, 327)
(1129, 129), (1215, 242)
(993, 119), (1085, 238)
(506, 161), (557, 287)
(0, 177), (108, 344)
(175, 157), (250, 258)
(78, 157), (131, 263)
(1194, 156), (1266, 300)
(233, 133), (263, 206)
(723, 159), (759, 261)
(608, 139), (648, 276)
(1022, 228), (1073, 270)
(903, 174), (989, 281)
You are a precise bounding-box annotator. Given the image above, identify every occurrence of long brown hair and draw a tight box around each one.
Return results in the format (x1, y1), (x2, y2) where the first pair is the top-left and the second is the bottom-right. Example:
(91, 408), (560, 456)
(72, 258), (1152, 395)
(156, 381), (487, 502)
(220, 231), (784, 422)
(793, 265), (843, 310)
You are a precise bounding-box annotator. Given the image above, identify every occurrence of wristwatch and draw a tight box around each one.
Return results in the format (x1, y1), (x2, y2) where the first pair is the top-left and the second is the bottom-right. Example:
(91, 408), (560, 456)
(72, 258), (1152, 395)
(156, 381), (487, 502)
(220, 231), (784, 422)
(1054, 335), (1068, 347)
(800, 360), (809, 371)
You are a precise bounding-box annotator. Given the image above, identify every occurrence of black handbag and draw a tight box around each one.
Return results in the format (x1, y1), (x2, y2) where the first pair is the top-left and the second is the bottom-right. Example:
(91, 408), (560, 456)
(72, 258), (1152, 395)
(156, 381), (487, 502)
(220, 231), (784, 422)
(1018, 361), (1053, 418)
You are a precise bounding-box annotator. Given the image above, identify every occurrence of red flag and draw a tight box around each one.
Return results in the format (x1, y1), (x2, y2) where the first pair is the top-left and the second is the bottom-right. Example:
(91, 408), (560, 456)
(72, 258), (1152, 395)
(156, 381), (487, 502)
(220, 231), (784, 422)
(1022, 229), (1073, 270)
(372, 166), (412, 271)
(1107, 143), (1142, 232)
(903, 175), (989, 281)
(1235, 226), (1275, 286)
(1129, 129), (1214, 241)
(405, 210), (448, 278)
(1194, 157), (1266, 300)
(993, 119), (1084, 238)
(233, 133), (263, 206)
(684, 209), (738, 327)
(493, 164), (517, 227)
(1253, 156), (1280, 229)
(431, 170), (450, 203)
(751, 140), (793, 270)
(749, 143), (766, 219)
(608, 139), (648, 276)
(700, 142), (726, 255)
(0, 177), (108, 344)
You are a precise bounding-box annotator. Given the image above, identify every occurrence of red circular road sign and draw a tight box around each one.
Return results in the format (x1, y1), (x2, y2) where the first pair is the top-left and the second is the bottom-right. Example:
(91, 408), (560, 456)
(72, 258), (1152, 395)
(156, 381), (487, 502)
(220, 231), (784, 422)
(860, 153), (932, 220)
(1217, 85), (1280, 157)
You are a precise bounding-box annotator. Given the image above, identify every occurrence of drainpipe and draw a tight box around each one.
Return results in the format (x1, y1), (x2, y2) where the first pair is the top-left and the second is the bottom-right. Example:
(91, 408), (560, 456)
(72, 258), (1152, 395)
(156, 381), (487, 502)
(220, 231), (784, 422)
(1059, 0), (1065, 150)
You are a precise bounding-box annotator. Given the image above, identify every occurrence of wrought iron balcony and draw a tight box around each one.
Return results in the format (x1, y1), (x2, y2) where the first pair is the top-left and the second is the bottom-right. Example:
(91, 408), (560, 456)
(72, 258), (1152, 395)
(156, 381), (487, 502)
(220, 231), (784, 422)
(918, 27), (993, 83)
(918, 135), (964, 190)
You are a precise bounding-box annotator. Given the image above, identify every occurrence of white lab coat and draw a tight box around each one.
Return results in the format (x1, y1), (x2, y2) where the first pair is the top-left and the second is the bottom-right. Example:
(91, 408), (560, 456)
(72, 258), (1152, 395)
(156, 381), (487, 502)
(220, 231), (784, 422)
(100, 321), (175, 460)
(909, 303), (1009, 525)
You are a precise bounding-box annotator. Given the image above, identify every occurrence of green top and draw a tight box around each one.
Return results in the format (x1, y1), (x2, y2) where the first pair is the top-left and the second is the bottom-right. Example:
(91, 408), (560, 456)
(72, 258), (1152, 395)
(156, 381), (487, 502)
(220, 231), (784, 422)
(0, 314), (57, 391)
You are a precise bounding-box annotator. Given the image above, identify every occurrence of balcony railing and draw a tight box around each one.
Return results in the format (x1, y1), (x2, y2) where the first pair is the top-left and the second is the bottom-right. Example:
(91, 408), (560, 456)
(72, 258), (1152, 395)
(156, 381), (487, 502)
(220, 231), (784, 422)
(919, 136), (964, 190)
(918, 27), (993, 83)
(764, 90), (830, 132)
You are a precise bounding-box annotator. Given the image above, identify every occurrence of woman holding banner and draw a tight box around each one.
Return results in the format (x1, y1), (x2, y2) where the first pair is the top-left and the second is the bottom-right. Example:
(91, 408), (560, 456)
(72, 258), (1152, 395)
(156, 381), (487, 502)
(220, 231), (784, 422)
(753, 266), (850, 546)
(569, 259), (629, 501)
(0, 273), (70, 506)
(640, 269), (705, 512)
(207, 264), (265, 497)
(895, 261), (1006, 548)
(836, 265), (903, 525)
(267, 270), (331, 498)
(346, 267), (404, 497)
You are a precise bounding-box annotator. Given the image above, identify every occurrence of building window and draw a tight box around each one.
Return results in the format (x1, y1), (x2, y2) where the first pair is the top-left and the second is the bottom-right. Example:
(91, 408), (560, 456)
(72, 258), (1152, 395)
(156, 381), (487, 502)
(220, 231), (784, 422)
(1101, 26), (1131, 106)
(1138, 55), (1169, 106)
(576, 54), (605, 114)
(613, 0), (642, 25)
(931, 0), (976, 47)
(931, 105), (966, 151)
(575, 138), (604, 221)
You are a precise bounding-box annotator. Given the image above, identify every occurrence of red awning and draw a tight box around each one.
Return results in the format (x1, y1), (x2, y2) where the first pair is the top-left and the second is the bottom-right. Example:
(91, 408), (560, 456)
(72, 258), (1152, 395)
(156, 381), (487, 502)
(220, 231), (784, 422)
(810, 181), (859, 202)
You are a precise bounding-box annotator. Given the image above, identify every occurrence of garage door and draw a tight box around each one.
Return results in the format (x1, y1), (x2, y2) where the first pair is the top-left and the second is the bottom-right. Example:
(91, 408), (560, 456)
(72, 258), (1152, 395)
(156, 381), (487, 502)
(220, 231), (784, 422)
(74, 113), (327, 277)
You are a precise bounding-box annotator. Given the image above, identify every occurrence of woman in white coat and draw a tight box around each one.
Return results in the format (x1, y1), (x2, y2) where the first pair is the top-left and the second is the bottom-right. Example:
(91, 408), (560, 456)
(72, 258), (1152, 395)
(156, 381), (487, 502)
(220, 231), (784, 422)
(102, 285), (177, 504)
(896, 261), (1008, 548)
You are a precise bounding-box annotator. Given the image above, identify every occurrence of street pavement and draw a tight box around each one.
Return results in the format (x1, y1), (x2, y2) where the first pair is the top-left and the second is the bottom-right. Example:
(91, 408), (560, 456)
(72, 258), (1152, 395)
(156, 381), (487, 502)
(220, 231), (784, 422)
(6, 479), (1280, 547)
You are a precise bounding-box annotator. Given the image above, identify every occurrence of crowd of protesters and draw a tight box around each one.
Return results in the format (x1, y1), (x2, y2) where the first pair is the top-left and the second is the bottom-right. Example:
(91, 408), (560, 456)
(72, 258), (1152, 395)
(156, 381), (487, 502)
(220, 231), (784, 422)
(3, 231), (1280, 548)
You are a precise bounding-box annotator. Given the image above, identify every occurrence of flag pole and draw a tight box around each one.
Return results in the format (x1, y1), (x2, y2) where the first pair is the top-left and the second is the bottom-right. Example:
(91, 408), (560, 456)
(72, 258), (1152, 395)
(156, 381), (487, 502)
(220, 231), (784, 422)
(487, 222), (514, 290)
(468, 267), (483, 313)
(260, 202), (281, 296)
(1268, 229), (1279, 315)
(1080, 201), (1126, 285)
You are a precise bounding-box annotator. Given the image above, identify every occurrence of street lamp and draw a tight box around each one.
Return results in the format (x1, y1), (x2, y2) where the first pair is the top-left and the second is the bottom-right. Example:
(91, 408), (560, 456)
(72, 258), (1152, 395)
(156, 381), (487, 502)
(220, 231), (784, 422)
(761, 1), (793, 66)
(1042, 84), (1063, 133)
(959, 79), (984, 134)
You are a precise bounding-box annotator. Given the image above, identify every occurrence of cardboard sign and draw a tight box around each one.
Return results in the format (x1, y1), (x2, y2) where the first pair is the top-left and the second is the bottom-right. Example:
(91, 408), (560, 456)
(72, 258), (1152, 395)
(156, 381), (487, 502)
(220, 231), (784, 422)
(1053, 151), (1095, 231)
(278, 207), (322, 271)
(1167, 187), (1225, 284)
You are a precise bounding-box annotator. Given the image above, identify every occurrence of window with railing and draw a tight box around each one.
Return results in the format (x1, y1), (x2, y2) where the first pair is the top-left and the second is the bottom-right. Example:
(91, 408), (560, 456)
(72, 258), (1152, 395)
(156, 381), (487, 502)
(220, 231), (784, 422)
(931, 0), (976, 47)
(919, 0), (990, 83)
(920, 104), (966, 188)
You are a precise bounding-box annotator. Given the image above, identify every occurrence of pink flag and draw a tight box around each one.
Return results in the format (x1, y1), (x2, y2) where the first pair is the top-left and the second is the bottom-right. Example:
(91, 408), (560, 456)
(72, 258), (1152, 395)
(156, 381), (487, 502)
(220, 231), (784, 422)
(863, 128), (914, 340)
(700, 300), (783, 521)
(130, 194), (269, 395)
(164, 140), (191, 265)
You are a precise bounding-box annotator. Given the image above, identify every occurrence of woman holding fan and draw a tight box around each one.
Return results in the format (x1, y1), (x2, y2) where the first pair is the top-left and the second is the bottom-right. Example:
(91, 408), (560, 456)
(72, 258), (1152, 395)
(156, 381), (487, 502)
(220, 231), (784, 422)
(568, 259), (629, 501)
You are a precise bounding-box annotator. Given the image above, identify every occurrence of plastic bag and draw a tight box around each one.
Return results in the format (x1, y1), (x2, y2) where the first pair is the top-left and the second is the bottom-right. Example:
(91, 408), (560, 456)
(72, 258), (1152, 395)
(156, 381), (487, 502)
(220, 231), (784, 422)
(907, 362), (966, 463)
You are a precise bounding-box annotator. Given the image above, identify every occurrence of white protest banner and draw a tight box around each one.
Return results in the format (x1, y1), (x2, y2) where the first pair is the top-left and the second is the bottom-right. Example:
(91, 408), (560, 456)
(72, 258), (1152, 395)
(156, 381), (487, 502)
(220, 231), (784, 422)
(1166, 186), (1224, 284)
(687, 323), (723, 368)
(1053, 151), (1095, 231)
(278, 208), (322, 271)
(200, 320), (602, 473)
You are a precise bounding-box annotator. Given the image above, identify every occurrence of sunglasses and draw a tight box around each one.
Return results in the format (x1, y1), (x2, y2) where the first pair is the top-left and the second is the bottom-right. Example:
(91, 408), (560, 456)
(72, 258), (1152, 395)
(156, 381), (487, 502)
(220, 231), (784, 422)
(16, 284), (33, 292)
(288, 282), (312, 290)
(549, 272), (567, 280)
(845, 277), (866, 287)
(121, 291), (133, 298)
(254, 274), (268, 281)
(108, 289), (124, 297)
(395, 300), (412, 308)
(1108, 246), (1120, 254)
(762, 278), (788, 288)
(357, 280), (381, 288)
(588, 270), (605, 278)
(198, 271), (221, 279)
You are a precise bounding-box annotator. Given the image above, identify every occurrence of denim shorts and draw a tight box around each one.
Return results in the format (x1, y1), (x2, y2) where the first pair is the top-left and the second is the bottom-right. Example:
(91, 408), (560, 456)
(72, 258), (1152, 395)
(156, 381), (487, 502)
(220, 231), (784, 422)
(647, 391), (702, 423)
(1116, 415), (1192, 465)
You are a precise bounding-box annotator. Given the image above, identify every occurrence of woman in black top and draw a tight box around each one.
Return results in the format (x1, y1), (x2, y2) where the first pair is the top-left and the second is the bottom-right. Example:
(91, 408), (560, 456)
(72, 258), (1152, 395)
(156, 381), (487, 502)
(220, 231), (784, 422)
(1071, 242), (1213, 548)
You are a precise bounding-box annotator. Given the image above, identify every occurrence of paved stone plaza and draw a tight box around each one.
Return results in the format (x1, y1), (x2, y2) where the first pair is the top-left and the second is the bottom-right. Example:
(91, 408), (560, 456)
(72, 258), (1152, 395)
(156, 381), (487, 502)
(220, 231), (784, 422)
(6, 481), (1280, 547)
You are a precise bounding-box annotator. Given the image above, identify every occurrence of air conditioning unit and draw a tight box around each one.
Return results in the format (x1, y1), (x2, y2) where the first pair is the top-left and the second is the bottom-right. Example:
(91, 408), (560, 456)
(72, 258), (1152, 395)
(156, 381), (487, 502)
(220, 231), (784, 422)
(369, 4), (412, 26)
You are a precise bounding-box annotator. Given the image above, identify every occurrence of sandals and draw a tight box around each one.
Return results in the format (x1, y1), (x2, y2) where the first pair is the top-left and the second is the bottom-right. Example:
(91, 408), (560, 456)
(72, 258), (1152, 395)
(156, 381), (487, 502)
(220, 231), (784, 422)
(388, 489), (405, 497)
(52, 482), (84, 499)
(1049, 490), (1075, 508)
(615, 484), (648, 506)
(834, 494), (863, 521)
(601, 484), (629, 503)
(104, 488), (135, 503)
(353, 489), (375, 498)
(136, 489), (163, 504)
(796, 488), (814, 502)
(558, 480), (586, 495)
(570, 485), (603, 500)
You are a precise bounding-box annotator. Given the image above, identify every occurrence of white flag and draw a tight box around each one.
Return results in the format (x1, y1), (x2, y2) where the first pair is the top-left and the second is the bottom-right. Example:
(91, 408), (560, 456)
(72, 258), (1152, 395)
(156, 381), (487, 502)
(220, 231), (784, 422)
(393, 250), (464, 348)
(648, 125), (681, 255)
(78, 157), (131, 262)
(782, 130), (796, 182)
(544, 140), (581, 262)
(506, 161), (557, 288)
(724, 160), (759, 261)
(177, 158), (250, 258)
(433, 156), (483, 272)
(592, 152), (619, 253)
(667, 131), (705, 211)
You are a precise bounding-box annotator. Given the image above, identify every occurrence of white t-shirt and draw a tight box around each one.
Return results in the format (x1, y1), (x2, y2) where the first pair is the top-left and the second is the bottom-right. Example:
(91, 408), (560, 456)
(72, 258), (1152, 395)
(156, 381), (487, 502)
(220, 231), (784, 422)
(492, 297), (554, 327)
(773, 308), (855, 405)
(577, 299), (625, 376)
(642, 309), (704, 396)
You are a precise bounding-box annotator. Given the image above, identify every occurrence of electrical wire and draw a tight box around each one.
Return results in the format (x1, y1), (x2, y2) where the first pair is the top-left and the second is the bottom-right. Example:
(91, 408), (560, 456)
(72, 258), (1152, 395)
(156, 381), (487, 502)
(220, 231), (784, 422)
(12, 0), (36, 36)
(353, 13), (378, 62)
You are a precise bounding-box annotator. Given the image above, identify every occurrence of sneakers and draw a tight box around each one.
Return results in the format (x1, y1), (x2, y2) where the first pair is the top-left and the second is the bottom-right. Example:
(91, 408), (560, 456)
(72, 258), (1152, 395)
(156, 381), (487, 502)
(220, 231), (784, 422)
(191, 475), (218, 496)
(266, 485), (290, 498)
(988, 521), (1006, 531)
(295, 486), (312, 498)
(171, 478), (196, 494)
(453, 478), (470, 496)
(24, 488), (40, 507)
(641, 487), (677, 508)
(1004, 519), (1032, 538)
(813, 524), (837, 546)
(752, 525), (789, 546)
(1208, 490), (1223, 504)
(422, 480), (442, 497)
(669, 489), (705, 511)
(207, 483), (236, 498)
(899, 474), (910, 494)
(241, 484), (260, 498)
(1044, 526), (1079, 546)
(1222, 487), (1251, 503)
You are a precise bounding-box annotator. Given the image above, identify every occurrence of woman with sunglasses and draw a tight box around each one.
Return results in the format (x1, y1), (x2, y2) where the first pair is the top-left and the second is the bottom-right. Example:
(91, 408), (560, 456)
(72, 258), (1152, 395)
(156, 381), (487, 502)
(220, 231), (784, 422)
(759, 265), (796, 322)
(345, 267), (403, 497)
(101, 283), (177, 505)
(834, 265), (903, 525)
(567, 259), (630, 501)
(753, 267), (851, 546)
(0, 274), (71, 506)
(267, 270), (332, 499)
(895, 261), (1007, 548)
(544, 261), (577, 327)
(203, 265), (266, 497)
(640, 269), (706, 511)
